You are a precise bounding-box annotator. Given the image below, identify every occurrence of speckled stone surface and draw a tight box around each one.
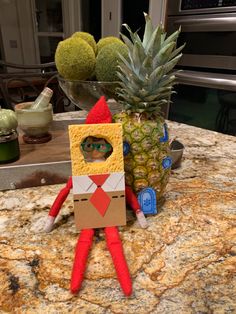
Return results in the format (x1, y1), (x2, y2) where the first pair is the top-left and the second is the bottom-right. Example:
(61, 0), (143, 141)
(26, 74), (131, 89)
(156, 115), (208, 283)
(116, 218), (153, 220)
(0, 112), (236, 313)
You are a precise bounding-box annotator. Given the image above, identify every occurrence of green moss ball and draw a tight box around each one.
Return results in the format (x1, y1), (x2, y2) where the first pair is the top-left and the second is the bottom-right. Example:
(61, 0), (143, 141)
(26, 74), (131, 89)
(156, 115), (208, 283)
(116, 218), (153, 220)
(95, 42), (128, 82)
(72, 31), (97, 54)
(97, 36), (123, 54)
(55, 37), (95, 80)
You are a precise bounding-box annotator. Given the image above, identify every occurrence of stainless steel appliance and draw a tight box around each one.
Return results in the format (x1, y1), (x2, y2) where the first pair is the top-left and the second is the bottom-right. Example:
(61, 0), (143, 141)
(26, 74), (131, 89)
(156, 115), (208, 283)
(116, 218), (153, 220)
(171, 71), (236, 135)
(167, 0), (236, 72)
(166, 0), (236, 135)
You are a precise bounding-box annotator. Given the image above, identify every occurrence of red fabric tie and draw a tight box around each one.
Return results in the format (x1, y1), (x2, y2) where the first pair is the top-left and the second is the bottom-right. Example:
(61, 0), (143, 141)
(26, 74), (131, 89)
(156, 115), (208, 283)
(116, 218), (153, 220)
(89, 174), (111, 216)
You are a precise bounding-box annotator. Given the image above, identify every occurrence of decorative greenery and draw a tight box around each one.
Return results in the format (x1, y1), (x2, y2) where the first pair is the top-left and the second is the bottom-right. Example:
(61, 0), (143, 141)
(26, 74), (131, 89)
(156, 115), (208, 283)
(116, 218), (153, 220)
(0, 107), (18, 136)
(55, 33), (127, 82)
(97, 36), (124, 54)
(72, 31), (97, 54)
(95, 42), (128, 82)
(55, 37), (96, 80)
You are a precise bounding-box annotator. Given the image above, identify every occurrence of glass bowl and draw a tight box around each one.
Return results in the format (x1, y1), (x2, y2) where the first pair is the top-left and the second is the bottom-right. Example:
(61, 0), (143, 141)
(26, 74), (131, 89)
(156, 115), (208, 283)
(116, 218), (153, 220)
(58, 76), (123, 114)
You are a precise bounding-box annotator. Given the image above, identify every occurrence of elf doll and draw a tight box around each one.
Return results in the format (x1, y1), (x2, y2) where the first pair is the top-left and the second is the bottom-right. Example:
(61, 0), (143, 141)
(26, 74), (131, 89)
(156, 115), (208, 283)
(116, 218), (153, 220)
(44, 96), (147, 296)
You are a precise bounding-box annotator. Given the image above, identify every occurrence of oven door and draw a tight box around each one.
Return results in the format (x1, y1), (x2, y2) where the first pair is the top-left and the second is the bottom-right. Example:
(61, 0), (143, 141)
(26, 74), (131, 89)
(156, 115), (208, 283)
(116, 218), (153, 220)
(169, 70), (236, 136)
(167, 12), (236, 71)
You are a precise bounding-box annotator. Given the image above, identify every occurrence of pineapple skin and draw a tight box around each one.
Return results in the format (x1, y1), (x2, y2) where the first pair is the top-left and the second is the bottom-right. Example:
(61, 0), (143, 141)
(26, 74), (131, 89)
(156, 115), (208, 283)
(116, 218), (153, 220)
(114, 112), (171, 201)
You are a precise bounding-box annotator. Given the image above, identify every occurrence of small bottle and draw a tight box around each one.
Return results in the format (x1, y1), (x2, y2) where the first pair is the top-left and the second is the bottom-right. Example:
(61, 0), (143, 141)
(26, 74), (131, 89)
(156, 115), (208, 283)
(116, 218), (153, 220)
(30, 87), (53, 110)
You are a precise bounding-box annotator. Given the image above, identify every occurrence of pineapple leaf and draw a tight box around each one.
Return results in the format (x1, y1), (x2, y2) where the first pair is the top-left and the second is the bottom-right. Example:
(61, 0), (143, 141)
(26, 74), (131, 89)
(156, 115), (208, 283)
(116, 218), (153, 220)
(131, 95), (143, 102)
(162, 27), (181, 47)
(156, 86), (172, 94)
(117, 61), (141, 82)
(153, 42), (176, 67)
(168, 43), (185, 61)
(133, 31), (142, 45)
(153, 91), (173, 100)
(136, 40), (146, 63)
(163, 54), (182, 74)
(122, 24), (137, 43)
(149, 66), (164, 82)
(142, 54), (152, 67)
(117, 81), (139, 96)
(117, 64), (133, 78)
(148, 99), (169, 106)
(118, 53), (134, 72)
(117, 65), (145, 87)
(132, 42), (141, 74)
(138, 89), (150, 97)
(158, 75), (176, 88)
(145, 26), (162, 56)
(143, 94), (162, 102)
(143, 13), (153, 48)
(120, 33), (133, 52)
(161, 32), (167, 44)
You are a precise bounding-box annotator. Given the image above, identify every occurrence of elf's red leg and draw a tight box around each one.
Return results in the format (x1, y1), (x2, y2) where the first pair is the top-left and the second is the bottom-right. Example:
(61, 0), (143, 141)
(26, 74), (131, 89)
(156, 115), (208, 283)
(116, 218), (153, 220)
(70, 228), (94, 294)
(105, 226), (132, 296)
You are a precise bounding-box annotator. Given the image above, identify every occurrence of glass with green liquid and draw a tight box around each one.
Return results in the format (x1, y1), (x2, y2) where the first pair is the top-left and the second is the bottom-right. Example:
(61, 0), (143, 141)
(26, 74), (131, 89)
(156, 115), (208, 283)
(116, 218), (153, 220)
(0, 131), (20, 164)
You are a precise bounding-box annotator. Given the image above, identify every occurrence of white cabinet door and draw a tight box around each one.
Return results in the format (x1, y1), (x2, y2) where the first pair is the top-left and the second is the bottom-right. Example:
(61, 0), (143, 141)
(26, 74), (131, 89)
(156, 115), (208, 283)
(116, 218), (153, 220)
(101, 0), (121, 38)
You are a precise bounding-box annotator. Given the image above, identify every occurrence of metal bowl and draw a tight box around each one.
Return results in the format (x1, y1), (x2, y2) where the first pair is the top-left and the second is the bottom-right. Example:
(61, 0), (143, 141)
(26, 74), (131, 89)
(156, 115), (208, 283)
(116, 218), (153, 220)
(58, 76), (122, 114)
(170, 140), (184, 169)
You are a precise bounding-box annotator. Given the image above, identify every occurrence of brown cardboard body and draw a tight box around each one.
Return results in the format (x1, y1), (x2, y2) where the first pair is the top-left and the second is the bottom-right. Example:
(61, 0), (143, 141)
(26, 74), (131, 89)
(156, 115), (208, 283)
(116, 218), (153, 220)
(74, 191), (126, 229)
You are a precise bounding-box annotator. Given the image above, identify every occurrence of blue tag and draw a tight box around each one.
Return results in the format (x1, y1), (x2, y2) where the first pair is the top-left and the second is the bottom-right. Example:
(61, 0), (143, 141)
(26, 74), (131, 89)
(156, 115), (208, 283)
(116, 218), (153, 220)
(138, 187), (157, 215)
(160, 123), (169, 143)
(123, 141), (130, 156)
(162, 156), (172, 169)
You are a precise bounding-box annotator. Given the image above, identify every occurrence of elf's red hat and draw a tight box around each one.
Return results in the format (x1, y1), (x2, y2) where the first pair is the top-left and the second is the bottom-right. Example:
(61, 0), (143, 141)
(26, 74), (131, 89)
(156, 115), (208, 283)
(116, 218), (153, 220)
(85, 96), (112, 124)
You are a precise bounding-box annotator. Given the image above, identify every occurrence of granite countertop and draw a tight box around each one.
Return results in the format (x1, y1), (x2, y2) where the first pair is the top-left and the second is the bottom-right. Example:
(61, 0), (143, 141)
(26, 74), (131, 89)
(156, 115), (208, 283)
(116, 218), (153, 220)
(0, 112), (236, 313)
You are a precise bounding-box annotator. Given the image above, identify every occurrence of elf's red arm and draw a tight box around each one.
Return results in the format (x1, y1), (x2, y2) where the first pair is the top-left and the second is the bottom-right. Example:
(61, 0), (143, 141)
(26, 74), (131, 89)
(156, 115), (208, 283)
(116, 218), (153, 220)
(44, 177), (73, 232)
(48, 177), (73, 217)
(125, 185), (148, 228)
(125, 185), (140, 213)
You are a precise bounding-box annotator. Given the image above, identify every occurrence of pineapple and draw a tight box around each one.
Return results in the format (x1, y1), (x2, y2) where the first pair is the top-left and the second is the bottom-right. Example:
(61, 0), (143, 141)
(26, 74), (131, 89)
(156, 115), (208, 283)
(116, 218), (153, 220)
(113, 13), (184, 202)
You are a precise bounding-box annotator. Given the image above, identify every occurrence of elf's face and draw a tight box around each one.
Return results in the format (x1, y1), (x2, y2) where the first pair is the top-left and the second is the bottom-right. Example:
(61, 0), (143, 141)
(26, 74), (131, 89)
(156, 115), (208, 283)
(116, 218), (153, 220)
(81, 137), (112, 161)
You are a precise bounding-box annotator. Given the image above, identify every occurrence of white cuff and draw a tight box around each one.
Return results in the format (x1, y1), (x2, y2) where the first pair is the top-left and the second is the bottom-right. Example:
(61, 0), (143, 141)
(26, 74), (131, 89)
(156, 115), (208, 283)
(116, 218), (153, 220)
(136, 211), (148, 229)
(44, 216), (56, 233)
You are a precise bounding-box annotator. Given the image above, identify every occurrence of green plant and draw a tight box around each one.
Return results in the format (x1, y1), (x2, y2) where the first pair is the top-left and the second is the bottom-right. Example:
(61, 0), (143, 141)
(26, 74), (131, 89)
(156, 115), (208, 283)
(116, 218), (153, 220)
(97, 36), (124, 54)
(95, 42), (128, 82)
(55, 37), (96, 80)
(72, 31), (97, 54)
(0, 108), (18, 136)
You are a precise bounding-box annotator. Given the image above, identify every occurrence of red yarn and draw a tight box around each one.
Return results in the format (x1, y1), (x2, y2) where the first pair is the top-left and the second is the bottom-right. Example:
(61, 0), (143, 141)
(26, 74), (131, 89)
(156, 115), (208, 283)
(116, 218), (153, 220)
(85, 96), (112, 124)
